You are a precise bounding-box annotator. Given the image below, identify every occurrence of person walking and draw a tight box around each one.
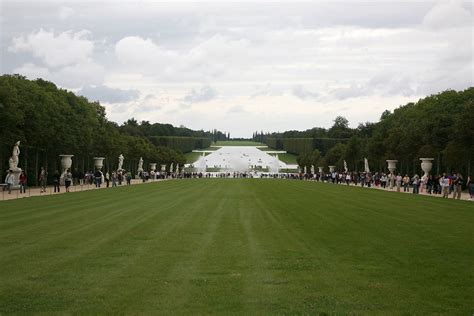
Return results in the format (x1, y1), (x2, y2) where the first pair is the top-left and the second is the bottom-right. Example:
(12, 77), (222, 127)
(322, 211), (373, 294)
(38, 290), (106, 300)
(4, 170), (14, 194)
(19, 171), (27, 194)
(53, 170), (60, 193)
(426, 175), (433, 194)
(380, 173), (387, 189)
(64, 169), (73, 192)
(39, 167), (47, 193)
(467, 176), (474, 200)
(412, 174), (420, 194)
(402, 174), (410, 192)
(396, 174), (402, 192)
(452, 174), (463, 200)
(112, 172), (117, 187)
(440, 173), (450, 198)
(105, 172), (110, 188)
(94, 169), (102, 188)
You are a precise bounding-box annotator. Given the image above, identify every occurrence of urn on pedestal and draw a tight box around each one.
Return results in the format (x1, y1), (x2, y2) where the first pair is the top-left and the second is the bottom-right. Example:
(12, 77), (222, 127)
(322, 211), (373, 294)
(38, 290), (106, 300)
(59, 155), (74, 184)
(328, 166), (336, 173)
(420, 158), (434, 178)
(386, 160), (398, 175)
(93, 157), (105, 170)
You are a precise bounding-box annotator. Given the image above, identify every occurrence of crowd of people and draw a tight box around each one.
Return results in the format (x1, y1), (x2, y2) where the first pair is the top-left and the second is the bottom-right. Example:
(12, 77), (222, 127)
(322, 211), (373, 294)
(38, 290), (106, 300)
(305, 171), (471, 200)
(3, 167), (474, 201)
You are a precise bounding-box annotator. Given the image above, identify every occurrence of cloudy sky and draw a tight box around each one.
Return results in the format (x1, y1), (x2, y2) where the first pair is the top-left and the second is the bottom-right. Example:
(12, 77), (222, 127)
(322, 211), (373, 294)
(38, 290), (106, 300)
(1, 0), (472, 137)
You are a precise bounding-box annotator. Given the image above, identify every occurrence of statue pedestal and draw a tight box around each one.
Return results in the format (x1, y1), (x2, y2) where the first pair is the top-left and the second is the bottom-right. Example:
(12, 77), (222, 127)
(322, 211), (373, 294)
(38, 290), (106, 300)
(6, 168), (22, 189)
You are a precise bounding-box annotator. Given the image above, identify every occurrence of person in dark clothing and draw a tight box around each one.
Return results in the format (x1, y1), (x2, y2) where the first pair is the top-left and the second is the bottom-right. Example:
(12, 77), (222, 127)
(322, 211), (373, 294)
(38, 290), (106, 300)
(53, 170), (60, 193)
(426, 175), (433, 194)
(94, 169), (102, 188)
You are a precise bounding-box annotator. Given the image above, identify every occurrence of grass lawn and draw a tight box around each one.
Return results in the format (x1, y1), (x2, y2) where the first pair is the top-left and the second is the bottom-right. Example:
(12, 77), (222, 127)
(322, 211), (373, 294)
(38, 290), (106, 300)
(213, 140), (266, 146)
(184, 151), (210, 163)
(257, 147), (298, 164)
(271, 152), (298, 164)
(0, 180), (473, 314)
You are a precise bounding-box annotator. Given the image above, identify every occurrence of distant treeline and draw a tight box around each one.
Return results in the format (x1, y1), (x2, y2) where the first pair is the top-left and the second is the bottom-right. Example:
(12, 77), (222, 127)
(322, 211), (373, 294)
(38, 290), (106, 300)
(254, 88), (474, 176)
(0, 75), (224, 184)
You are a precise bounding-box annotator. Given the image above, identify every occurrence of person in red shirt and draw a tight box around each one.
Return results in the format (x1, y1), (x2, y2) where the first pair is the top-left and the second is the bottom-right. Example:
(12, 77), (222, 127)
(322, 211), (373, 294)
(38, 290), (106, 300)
(19, 171), (27, 194)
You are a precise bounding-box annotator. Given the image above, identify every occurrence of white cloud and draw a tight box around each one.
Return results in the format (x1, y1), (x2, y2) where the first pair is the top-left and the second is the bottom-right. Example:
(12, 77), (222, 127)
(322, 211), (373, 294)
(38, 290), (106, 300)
(12, 63), (51, 80)
(9, 29), (94, 67)
(3, 1), (473, 137)
(423, 0), (472, 30)
(292, 85), (319, 100)
(78, 85), (140, 103)
(183, 85), (218, 103)
(59, 7), (74, 20)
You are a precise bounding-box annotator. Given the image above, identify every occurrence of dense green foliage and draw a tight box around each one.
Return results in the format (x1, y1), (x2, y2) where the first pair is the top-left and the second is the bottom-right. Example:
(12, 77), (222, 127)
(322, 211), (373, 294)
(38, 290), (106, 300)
(1, 179), (472, 313)
(257, 88), (474, 175)
(149, 136), (211, 153)
(0, 75), (225, 183)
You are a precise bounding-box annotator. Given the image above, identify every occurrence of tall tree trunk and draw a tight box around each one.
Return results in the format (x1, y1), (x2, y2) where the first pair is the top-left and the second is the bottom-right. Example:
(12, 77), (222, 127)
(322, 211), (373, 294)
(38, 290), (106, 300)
(35, 150), (39, 186)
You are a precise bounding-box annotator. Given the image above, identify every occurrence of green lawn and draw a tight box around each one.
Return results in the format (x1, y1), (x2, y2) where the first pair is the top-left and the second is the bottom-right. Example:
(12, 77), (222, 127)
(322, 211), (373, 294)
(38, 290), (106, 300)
(257, 147), (298, 164)
(184, 151), (210, 163)
(1, 180), (473, 314)
(271, 152), (298, 164)
(213, 140), (265, 146)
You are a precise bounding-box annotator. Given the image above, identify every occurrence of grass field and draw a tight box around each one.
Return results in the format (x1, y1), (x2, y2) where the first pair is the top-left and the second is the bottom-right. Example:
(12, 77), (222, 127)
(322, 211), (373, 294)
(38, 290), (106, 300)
(1, 180), (473, 314)
(269, 152), (298, 164)
(184, 151), (209, 163)
(213, 140), (265, 146)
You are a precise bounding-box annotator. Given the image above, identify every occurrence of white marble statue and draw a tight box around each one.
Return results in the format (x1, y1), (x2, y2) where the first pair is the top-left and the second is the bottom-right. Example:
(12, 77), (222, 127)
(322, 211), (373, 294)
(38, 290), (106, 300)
(118, 154), (124, 171)
(9, 141), (20, 170)
(137, 157), (144, 172)
(344, 160), (348, 173)
(364, 158), (370, 173)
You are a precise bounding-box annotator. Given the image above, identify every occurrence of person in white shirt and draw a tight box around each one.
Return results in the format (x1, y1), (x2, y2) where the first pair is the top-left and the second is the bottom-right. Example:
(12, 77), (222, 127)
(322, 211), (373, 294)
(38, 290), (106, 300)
(440, 173), (450, 198)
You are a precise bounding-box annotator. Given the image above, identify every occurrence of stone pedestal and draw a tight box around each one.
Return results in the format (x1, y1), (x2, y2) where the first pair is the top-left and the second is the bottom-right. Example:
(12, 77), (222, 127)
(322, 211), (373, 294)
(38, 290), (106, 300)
(386, 160), (397, 189)
(93, 157), (105, 183)
(5, 169), (22, 189)
(59, 155), (74, 184)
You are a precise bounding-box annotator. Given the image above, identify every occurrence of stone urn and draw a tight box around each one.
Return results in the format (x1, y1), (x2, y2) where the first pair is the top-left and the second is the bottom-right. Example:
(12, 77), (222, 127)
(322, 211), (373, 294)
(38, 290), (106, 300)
(93, 157), (105, 170)
(150, 163), (157, 172)
(328, 165), (336, 173)
(60, 155), (74, 173)
(161, 164), (166, 172)
(420, 158), (434, 178)
(386, 160), (398, 175)
(318, 166), (323, 173)
(59, 155), (74, 184)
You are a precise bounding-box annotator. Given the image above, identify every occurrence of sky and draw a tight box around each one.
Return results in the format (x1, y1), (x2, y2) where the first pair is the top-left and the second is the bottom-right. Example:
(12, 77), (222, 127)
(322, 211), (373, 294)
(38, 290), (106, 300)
(1, 0), (473, 137)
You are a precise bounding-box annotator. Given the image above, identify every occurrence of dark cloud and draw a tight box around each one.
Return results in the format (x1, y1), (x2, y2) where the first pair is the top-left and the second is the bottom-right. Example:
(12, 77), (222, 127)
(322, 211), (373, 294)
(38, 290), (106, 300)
(78, 85), (139, 103)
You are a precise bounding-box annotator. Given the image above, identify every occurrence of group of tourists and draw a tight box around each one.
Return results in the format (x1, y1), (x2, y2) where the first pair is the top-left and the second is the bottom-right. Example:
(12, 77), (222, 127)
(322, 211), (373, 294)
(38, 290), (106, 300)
(304, 171), (472, 200)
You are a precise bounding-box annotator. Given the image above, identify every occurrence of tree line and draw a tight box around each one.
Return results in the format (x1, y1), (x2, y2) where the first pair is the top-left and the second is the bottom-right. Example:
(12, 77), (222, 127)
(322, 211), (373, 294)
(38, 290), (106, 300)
(254, 88), (474, 176)
(0, 75), (223, 184)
